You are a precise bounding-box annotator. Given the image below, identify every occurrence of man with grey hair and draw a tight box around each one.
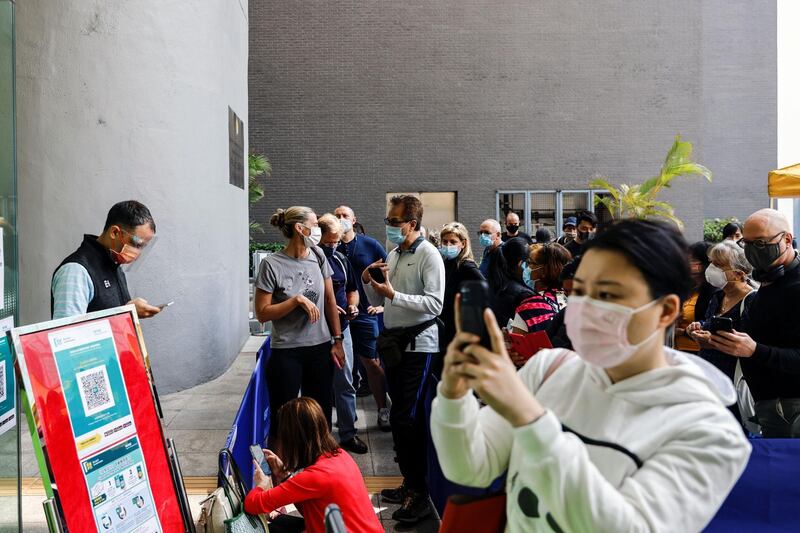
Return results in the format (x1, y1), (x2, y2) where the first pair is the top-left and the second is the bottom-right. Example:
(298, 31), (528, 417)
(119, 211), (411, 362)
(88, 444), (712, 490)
(708, 208), (800, 437)
(478, 218), (503, 277)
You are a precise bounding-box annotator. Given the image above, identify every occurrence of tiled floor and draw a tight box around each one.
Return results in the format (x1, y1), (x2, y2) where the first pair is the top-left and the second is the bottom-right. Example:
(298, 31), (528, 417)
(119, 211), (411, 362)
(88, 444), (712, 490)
(4, 336), (441, 531)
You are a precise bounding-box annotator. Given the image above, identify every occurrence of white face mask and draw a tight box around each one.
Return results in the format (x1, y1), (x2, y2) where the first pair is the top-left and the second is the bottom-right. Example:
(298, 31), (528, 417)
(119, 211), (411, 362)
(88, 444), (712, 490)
(564, 295), (662, 368)
(705, 264), (731, 289)
(301, 225), (322, 247)
(339, 219), (353, 234)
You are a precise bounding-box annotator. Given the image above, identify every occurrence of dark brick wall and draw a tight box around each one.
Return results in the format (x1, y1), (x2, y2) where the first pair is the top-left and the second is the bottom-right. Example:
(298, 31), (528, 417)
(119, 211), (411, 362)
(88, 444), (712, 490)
(249, 1), (776, 244)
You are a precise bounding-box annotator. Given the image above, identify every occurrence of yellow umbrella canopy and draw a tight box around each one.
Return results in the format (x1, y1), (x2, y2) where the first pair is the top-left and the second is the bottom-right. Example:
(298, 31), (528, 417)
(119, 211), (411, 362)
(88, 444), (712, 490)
(769, 163), (800, 198)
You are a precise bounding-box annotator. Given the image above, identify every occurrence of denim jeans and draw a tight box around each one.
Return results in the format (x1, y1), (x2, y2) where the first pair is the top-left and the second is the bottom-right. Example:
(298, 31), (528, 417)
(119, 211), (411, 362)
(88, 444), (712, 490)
(334, 327), (358, 442)
(755, 398), (800, 438)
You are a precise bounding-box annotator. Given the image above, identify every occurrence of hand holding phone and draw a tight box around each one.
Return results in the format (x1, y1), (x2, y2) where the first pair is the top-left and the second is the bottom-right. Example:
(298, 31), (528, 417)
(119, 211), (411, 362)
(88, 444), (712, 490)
(459, 281), (491, 348)
(368, 267), (386, 284)
(156, 301), (174, 310)
(250, 444), (272, 476)
(708, 316), (734, 334)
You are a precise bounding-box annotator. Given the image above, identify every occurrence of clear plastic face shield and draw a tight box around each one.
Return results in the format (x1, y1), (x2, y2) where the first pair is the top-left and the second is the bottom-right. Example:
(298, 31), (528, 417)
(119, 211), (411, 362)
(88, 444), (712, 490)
(113, 228), (158, 273)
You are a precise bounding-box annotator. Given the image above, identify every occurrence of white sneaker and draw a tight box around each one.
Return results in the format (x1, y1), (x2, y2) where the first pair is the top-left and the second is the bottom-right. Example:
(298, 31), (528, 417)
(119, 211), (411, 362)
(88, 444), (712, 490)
(378, 408), (391, 432)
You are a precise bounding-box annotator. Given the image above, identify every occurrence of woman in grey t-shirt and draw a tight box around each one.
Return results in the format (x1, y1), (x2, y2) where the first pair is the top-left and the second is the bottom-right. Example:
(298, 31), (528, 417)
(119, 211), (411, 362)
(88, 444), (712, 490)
(254, 206), (345, 440)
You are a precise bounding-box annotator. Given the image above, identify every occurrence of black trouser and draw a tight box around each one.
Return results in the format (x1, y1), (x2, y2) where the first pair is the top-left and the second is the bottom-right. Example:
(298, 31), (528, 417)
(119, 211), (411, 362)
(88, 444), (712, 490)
(755, 398), (800, 438)
(267, 342), (334, 439)
(385, 350), (441, 494)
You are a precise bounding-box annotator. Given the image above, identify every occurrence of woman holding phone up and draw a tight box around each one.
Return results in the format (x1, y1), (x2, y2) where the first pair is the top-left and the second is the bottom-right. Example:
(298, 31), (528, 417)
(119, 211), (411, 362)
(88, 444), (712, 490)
(431, 219), (750, 532)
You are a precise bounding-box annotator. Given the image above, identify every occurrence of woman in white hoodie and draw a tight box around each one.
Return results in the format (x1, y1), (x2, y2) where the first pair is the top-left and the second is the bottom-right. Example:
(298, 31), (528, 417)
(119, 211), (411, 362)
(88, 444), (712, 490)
(431, 219), (751, 532)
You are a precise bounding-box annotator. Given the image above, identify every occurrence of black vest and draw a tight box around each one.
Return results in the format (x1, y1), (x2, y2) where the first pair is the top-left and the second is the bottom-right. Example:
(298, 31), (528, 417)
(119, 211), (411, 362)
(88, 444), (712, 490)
(51, 235), (132, 317)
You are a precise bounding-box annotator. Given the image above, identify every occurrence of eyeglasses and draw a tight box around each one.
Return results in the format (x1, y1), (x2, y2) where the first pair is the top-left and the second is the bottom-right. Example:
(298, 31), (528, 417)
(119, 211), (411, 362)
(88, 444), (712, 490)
(737, 231), (785, 249)
(118, 227), (147, 249)
(384, 217), (410, 227)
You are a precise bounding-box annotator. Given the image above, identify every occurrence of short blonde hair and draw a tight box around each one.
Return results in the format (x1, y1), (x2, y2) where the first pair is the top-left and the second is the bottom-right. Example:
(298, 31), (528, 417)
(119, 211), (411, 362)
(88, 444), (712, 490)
(440, 222), (474, 263)
(270, 206), (315, 239)
(318, 213), (343, 237)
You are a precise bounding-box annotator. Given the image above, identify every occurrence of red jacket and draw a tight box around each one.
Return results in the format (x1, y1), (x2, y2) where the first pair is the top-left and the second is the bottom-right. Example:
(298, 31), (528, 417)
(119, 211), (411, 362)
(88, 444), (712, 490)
(244, 451), (382, 533)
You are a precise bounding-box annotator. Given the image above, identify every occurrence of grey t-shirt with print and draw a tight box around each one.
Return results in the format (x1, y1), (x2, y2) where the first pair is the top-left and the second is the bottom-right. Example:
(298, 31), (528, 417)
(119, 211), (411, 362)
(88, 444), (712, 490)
(256, 248), (333, 349)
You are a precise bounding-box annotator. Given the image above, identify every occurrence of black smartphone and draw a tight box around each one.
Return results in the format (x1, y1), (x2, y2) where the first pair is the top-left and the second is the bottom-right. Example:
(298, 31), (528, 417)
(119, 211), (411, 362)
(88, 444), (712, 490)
(369, 267), (386, 284)
(459, 280), (491, 348)
(708, 316), (734, 334)
(249, 444), (271, 476)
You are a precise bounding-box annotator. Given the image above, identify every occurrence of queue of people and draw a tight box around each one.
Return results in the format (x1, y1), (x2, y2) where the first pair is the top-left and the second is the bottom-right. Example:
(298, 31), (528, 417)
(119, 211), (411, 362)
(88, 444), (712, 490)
(51, 200), (800, 531)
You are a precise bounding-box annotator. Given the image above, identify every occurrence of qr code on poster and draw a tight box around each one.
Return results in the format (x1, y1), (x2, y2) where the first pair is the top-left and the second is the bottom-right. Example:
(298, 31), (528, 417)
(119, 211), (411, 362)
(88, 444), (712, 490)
(75, 365), (116, 416)
(0, 361), (5, 404)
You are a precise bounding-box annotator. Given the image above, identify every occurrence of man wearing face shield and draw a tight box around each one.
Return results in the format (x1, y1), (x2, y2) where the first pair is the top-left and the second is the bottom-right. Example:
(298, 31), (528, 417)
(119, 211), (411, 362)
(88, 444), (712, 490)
(708, 208), (800, 437)
(51, 200), (162, 320)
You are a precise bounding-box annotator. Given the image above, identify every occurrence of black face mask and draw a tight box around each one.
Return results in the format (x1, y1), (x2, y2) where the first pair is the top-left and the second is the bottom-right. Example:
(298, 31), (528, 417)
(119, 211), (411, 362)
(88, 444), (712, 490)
(506, 224), (519, 234)
(745, 240), (786, 276)
(578, 230), (595, 242)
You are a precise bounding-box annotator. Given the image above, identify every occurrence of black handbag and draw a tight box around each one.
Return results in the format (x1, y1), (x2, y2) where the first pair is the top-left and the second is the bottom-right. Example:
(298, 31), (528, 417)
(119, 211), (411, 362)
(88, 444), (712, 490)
(377, 318), (438, 367)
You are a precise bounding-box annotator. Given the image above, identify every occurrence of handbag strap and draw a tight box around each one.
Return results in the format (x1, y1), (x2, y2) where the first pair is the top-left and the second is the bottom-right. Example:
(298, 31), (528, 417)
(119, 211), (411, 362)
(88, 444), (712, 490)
(218, 449), (247, 508)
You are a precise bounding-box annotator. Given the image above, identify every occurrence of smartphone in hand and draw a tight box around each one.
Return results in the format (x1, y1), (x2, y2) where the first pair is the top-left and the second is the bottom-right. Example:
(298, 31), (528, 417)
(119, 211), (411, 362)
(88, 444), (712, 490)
(368, 267), (386, 284)
(156, 301), (175, 310)
(249, 444), (272, 476)
(459, 280), (491, 348)
(708, 316), (734, 334)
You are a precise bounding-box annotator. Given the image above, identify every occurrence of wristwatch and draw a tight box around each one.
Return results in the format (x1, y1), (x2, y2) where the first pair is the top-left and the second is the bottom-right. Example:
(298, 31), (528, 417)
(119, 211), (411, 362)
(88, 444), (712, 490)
(332, 334), (344, 342)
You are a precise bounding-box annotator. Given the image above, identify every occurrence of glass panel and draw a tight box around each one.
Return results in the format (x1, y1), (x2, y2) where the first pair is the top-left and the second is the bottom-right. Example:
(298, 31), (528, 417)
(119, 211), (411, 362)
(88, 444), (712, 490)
(0, 1), (18, 531)
(530, 192), (556, 237)
(498, 192), (526, 230)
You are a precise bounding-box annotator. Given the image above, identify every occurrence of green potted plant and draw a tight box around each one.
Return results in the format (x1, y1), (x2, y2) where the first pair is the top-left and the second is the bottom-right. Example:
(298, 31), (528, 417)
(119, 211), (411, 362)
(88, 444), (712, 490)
(589, 135), (712, 229)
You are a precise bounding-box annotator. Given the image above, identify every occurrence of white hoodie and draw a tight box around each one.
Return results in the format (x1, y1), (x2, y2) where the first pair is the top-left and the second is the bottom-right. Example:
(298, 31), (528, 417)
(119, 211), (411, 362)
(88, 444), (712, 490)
(431, 348), (751, 532)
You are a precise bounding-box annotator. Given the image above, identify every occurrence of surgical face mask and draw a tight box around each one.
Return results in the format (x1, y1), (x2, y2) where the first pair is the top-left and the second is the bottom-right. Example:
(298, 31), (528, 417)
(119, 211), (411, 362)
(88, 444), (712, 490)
(564, 295), (661, 368)
(506, 224), (519, 234)
(339, 219), (353, 234)
(110, 229), (144, 265)
(563, 229), (577, 240)
(386, 225), (406, 245)
(439, 244), (461, 260)
(522, 263), (542, 289)
(479, 233), (494, 247)
(300, 225), (322, 247)
(705, 264), (731, 289)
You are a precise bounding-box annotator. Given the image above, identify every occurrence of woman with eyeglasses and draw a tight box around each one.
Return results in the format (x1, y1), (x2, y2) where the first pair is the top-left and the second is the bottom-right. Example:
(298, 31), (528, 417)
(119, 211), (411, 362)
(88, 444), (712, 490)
(432, 219), (750, 532)
(439, 222), (485, 349)
(255, 207), (346, 446)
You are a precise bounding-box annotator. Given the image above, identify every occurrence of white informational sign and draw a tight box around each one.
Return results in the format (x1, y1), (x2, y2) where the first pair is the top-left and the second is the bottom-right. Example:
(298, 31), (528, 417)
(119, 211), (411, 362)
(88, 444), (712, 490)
(0, 316), (15, 436)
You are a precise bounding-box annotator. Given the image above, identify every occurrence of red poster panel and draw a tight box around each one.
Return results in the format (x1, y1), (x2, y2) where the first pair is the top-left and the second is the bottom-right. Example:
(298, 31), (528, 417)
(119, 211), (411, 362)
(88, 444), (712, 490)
(13, 307), (186, 533)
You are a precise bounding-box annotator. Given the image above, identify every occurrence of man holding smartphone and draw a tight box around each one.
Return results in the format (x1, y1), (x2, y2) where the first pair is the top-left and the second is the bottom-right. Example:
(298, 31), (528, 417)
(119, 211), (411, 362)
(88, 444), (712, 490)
(51, 200), (162, 320)
(363, 195), (445, 524)
(708, 209), (800, 438)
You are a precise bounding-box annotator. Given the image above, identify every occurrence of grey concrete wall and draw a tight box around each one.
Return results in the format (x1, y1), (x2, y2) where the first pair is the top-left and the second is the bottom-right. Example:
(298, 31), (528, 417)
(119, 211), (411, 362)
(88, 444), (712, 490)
(249, 0), (775, 243)
(16, 0), (250, 393)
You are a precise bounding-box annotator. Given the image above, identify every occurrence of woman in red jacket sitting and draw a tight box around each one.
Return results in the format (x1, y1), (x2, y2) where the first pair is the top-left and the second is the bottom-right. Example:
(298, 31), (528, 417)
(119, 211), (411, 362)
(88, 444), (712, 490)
(245, 397), (383, 533)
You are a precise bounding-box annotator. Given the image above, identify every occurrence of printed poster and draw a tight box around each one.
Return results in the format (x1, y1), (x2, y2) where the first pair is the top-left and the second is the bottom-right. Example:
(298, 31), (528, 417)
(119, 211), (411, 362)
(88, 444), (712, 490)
(83, 436), (160, 532)
(0, 316), (15, 436)
(49, 320), (135, 458)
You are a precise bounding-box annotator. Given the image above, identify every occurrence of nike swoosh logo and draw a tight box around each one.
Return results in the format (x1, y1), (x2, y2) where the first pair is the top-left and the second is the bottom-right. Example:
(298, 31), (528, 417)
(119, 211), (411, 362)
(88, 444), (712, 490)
(407, 263), (416, 266)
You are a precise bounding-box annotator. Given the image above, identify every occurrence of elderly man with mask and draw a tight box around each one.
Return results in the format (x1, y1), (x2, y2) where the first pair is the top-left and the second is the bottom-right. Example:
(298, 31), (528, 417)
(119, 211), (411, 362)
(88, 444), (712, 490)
(478, 218), (503, 277)
(709, 208), (800, 437)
